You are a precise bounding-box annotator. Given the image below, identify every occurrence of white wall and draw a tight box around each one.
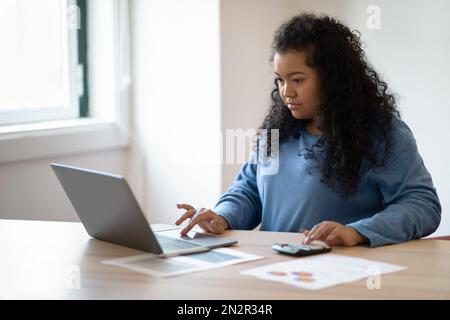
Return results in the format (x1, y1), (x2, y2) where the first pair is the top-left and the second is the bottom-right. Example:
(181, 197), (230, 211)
(0, 150), (128, 221)
(129, 0), (222, 224)
(220, 0), (295, 191)
(291, 0), (450, 236)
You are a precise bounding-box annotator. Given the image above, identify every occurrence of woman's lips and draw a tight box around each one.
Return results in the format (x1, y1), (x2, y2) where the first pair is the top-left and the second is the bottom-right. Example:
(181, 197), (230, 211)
(288, 103), (300, 110)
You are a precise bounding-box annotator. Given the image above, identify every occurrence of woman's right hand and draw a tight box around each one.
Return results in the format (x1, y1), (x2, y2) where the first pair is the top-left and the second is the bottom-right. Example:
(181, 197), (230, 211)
(175, 204), (229, 236)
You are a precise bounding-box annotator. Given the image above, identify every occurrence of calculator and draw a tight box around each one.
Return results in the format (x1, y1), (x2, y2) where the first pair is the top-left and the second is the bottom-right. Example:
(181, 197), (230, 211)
(272, 242), (331, 257)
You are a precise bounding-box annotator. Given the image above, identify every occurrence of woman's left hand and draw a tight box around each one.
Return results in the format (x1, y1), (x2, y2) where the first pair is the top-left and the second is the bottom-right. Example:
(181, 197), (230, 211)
(301, 221), (367, 246)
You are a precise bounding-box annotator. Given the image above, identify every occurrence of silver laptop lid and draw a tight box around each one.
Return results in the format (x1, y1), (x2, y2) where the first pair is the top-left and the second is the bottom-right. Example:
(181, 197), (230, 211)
(51, 163), (163, 254)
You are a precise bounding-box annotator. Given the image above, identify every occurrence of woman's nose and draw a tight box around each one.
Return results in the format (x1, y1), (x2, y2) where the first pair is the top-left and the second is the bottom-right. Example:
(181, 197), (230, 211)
(282, 83), (296, 99)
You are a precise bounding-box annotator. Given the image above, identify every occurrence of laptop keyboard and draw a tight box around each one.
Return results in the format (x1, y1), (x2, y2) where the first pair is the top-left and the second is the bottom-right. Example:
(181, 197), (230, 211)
(155, 234), (203, 252)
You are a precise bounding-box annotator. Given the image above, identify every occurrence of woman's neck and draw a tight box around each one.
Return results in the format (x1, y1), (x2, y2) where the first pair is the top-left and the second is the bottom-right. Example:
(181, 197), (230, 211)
(305, 120), (322, 136)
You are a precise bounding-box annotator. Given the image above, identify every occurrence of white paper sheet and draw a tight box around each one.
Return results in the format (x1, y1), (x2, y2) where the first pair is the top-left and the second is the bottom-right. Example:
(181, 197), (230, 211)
(240, 254), (406, 290)
(102, 248), (264, 278)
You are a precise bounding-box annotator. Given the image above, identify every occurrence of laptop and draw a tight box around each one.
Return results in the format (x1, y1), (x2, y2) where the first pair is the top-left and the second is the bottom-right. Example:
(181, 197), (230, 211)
(50, 163), (237, 257)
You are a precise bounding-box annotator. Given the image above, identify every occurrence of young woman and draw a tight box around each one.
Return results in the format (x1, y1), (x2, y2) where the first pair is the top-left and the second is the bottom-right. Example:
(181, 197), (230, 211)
(175, 13), (441, 247)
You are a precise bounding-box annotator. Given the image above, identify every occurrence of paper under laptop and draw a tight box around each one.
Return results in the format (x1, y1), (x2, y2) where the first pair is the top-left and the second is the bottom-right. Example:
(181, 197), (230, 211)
(102, 247), (264, 277)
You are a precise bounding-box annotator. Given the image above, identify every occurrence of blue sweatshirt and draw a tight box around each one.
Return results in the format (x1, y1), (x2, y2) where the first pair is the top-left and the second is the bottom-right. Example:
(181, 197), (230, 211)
(214, 117), (441, 247)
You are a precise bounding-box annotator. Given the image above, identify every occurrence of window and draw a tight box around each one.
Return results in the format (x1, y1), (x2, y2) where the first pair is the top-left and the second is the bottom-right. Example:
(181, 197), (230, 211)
(0, 0), (130, 164)
(0, 0), (88, 126)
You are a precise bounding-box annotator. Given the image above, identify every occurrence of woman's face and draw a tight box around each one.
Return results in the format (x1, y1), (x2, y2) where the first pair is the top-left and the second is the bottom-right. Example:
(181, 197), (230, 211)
(273, 49), (322, 130)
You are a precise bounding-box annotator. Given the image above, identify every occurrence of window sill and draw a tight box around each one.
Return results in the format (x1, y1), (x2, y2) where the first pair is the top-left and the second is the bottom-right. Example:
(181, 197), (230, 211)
(0, 118), (130, 164)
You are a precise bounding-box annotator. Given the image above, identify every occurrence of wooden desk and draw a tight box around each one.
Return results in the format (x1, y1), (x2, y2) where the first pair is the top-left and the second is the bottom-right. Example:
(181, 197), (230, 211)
(0, 219), (449, 299)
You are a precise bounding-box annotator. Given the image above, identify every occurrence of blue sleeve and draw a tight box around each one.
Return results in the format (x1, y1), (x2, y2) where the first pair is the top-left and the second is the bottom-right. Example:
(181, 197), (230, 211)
(347, 120), (441, 247)
(213, 153), (262, 230)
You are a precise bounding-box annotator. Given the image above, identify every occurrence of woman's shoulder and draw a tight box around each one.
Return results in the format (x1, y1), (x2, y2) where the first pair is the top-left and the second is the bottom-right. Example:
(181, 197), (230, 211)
(369, 114), (418, 167)
(390, 114), (417, 149)
(366, 114), (421, 176)
(391, 113), (411, 132)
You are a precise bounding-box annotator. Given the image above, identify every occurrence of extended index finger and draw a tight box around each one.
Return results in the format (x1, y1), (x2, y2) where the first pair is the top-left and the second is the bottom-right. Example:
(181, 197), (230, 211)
(302, 223), (323, 244)
(309, 223), (337, 243)
(180, 210), (211, 236)
(177, 203), (195, 211)
(303, 223), (334, 245)
(175, 209), (196, 226)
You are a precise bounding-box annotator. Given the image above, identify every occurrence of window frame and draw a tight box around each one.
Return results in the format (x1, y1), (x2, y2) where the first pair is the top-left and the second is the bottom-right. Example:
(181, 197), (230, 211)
(77, 0), (89, 118)
(0, 0), (88, 126)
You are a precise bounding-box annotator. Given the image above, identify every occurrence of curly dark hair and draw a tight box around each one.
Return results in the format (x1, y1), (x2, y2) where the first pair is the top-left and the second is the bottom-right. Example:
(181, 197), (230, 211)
(257, 13), (399, 200)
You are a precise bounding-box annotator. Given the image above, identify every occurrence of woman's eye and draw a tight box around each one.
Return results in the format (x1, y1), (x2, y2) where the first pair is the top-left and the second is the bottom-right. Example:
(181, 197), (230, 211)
(293, 78), (304, 84)
(276, 77), (284, 85)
